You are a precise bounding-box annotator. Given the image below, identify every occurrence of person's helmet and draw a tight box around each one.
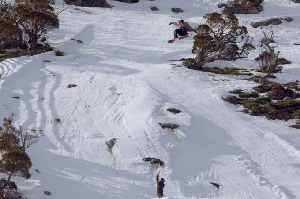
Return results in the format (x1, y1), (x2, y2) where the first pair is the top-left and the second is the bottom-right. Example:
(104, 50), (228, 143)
(180, 19), (184, 23)
(161, 178), (165, 182)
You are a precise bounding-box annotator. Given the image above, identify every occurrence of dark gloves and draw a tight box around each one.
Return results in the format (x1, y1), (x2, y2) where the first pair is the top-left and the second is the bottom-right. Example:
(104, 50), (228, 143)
(194, 30), (197, 33)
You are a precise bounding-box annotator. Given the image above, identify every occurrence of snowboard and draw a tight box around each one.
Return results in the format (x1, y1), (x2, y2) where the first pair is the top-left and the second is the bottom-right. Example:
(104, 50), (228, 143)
(168, 33), (193, 43)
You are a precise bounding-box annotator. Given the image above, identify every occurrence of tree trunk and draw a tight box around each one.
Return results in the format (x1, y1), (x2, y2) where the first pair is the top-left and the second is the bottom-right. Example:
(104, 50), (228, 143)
(7, 173), (12, 182)
(194, 53), (205, 70)
(0, 188), (4, 198)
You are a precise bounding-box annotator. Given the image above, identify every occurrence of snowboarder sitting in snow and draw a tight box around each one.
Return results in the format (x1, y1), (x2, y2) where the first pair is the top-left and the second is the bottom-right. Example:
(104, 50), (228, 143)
(169, 19), (196, 39)
(156, 171), (165, 198)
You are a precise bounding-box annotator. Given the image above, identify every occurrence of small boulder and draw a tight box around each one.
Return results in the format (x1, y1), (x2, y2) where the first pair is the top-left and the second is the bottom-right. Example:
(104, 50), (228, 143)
(222, 95), (238, 105)
(106, 138), (117, 148)
(284, 17), (293, 22)
(44, 191), (51, 196)
(251, 17), (285, 28)
(265, 18), (282, 26)
(222, 0), (263, 15)
(142, 157), (153, 162)
(290, 124), (300, 129)
(114, 0), (139, 3)
(159, 123), (179, 130)
(171, 8), (184, 13)
(75, 0), (111, 7)
(277, 58), (292, 65)
(150, 158), (164, 166)
(150, 6), (159, 11)
(166, 108), (182, 114)
(210, 182), (220, 189)
(143, 157), (164, 166)
(251, 22), (260, 28)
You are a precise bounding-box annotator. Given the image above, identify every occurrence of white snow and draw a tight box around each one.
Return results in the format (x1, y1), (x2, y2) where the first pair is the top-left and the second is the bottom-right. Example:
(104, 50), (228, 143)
(1, 0), (300, 198)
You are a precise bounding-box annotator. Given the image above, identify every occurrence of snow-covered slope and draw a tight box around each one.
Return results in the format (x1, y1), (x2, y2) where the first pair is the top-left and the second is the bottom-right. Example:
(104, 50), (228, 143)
(1, 0), (300, 198)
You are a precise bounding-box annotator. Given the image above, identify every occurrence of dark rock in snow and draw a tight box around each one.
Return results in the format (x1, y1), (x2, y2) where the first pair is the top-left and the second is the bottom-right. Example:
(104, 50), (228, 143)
(222, 95), (238, 105)
(44, 191), (52, 196)
(166, 108), (182, 114)
(221, 0), (263, 15)
(106, 138), (117, 148)
(277, 58), (292, 65)
(159, 123), (180, 130)
(73, 0), (111, 7)
(150, 6), (159, 11)
(284, 17), (293, 22)
(114, 0), (139, 3)
(210, 182), (220, 189)
(251, 17), (292, 28)
(143, 157), (164, 166)
(290, 124), (300, 129)
(172, 8), (184, 13)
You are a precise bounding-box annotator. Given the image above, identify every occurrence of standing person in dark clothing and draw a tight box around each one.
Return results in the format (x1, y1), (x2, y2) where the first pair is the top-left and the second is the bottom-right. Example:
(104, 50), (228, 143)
(169, 19), (196, 39)
(156, 171), (165, 198)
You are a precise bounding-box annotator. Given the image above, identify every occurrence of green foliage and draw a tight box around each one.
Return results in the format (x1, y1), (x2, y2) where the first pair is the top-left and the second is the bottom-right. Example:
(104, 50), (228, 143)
(182, 64), (253, 75)
(239, 92), (259, 99)
(242, 108), (250, 113)
(267, 85), (294, 100)
(0, 47), (54, 62)
(0, 133), (21, 152)
(0, 178), (18, 198)
(255, 51), (282, 74)
(235, 78), (300, 125)
(291, 110), (300, 119)
(229, 89), (243, 94)
(237, 87), (300, 121)
(0, 150), (32, 181)
(0, 116), (41, 150)
(253, 85), (272, 93)
(0, 0), (58, 61)
(229, 89), (259, 98)
(191, 12), (255, 69)
(0, 19), (22, 49)
(0, 116), (40, 197)
(14, 0), (59, 49)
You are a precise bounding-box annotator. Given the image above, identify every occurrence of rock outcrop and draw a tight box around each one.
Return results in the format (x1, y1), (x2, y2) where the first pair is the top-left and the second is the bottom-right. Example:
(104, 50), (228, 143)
(251, 17), (293, 28)
(222, 95), (238, 105)
(143, 157), (165, 166)
(106, 138), (117, 148)
(159, 123), (180, 130)
(219, 0), (263, 15)
(66, 0), (111, 7)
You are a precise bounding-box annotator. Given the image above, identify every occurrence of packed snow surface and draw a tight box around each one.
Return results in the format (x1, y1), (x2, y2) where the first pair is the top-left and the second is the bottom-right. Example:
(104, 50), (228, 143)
(1, 0), (300, 198)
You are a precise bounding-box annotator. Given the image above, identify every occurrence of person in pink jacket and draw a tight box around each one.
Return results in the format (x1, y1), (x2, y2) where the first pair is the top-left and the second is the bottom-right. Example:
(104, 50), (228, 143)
(169, 19), (196, 39)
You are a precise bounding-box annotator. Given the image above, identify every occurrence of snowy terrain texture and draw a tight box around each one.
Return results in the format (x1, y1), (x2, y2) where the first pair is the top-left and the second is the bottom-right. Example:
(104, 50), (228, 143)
(1, 0), (300, 198)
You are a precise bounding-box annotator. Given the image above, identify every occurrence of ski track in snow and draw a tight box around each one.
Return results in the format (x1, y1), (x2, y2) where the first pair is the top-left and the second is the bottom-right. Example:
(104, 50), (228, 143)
(1, 0), (300, 198)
